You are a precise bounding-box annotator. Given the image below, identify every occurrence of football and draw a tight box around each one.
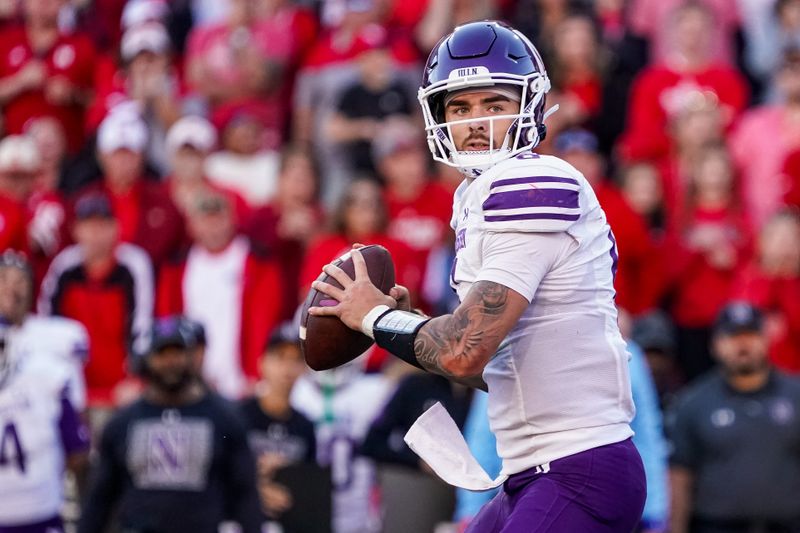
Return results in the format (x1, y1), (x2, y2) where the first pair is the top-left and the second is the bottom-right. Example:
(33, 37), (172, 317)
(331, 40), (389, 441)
(300, 245), (395, 370)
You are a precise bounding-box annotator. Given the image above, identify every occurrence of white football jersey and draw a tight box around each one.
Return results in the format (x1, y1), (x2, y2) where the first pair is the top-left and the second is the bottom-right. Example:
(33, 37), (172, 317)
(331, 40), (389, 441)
(0, 354), (86, 525)
(450, 153), (634, 476)
(9, 316), (89, 411)
(291, 368), (393, 533)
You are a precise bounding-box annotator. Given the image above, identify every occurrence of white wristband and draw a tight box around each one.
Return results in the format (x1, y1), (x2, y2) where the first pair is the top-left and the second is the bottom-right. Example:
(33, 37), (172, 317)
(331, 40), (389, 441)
(362, 304), (392, 340)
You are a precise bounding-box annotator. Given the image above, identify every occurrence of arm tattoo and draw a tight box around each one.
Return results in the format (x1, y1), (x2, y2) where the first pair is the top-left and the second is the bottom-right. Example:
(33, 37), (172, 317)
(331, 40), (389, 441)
(414, 281), (512, 383)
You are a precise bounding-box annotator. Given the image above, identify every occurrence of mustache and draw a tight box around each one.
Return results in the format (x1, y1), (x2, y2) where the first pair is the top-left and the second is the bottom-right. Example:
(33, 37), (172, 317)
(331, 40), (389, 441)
(465, 134), (491, 146)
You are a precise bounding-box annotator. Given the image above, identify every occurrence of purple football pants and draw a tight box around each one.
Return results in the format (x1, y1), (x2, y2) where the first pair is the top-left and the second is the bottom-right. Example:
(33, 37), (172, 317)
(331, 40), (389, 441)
(0, 516), (63, 533)
(466, 438), (646, 533)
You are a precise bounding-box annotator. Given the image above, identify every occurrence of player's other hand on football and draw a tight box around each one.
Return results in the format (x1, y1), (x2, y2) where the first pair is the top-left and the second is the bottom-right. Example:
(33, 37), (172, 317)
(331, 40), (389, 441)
(308, 247), (396, 331)
(390, 285), (412, 311)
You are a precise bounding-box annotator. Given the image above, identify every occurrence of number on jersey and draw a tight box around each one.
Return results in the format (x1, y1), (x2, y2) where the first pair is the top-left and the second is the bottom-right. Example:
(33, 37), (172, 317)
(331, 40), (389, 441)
(0, 422), (25, 473)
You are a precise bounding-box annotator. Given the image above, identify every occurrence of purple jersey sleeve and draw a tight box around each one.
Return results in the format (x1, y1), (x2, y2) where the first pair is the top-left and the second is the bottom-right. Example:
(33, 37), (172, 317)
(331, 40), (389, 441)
(59, 394), (90, 455)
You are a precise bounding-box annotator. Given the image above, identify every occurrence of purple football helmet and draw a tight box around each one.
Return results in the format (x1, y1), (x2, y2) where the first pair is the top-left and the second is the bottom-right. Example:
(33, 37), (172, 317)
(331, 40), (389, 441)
(418, 21), (555, 174)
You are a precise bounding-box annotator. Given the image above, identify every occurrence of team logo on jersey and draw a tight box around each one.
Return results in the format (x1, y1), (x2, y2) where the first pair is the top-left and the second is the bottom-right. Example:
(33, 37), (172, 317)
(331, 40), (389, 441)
(127, 418), (213, 490)
(770, 399), (794, 425)
(9, 46), (26, 68)
(710, 408), (735, 428)
(53, 45), (75, 70)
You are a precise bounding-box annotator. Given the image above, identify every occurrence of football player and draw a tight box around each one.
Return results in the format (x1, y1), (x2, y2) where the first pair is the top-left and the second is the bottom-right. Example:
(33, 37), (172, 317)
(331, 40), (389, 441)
(0, 251), (90, 533)
(292, 357), (393, 533)
(309, 21), (646, 532)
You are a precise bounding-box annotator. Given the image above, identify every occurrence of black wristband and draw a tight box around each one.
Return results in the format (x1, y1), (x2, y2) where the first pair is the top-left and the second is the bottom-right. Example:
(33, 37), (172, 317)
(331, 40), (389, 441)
(372, 310), (430, 370)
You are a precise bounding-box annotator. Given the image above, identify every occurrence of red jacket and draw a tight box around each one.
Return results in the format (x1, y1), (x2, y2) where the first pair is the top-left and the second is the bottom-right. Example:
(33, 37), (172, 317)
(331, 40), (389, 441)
(619, 63), (748, 161)
(0, 26), (97, 153)
(732, 264), (800, 374)
(596, 182), (665, 315)
(156, 243), (282, 380)
(665, 207), (752, 327)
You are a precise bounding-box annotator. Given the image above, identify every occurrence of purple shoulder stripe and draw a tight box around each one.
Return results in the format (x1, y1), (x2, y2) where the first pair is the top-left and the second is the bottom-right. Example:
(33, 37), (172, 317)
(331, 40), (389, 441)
(490, 176), (579, 189)
(484, 212), (580, 222)
(483, 188), (579, 211)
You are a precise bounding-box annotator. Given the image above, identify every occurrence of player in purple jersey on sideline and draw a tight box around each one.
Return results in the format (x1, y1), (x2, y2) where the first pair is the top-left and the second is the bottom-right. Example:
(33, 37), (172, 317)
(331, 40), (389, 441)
(309, 21), (646, 532)
(0, 251), (90, 533)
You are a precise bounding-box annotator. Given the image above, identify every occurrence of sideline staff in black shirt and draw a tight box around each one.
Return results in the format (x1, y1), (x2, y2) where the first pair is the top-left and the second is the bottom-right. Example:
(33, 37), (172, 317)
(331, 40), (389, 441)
(668, 302), (800, 533)
(79, 316), (261, 533)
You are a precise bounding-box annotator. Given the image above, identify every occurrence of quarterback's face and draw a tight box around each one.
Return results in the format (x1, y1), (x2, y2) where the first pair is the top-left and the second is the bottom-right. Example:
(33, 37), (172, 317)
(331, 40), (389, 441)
(444, 91), (520, 152)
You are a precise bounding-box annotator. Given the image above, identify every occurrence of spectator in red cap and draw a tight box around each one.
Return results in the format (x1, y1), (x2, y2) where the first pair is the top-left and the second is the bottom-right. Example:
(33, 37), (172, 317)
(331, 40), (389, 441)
(732, 211), (800, 373)
(374, 120), (450, 310)
(0, 135), (35, 254)
(730, 48), (800, 229)
(38, 190), (154, 407)
(619, 2), (748, 162)
(556, 129), (664, 316)
(156, 189), (283, 399)
(246, 146), (324, 321)
(0, 0), (96, 153)
(664, 145), (753, 380)
(205, 102), (282, 207)
(79, 109), (185, 269)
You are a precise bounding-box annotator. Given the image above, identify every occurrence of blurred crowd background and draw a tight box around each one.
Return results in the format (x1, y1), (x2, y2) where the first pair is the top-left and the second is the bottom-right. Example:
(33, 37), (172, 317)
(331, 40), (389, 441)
(1, 0), (800, 532)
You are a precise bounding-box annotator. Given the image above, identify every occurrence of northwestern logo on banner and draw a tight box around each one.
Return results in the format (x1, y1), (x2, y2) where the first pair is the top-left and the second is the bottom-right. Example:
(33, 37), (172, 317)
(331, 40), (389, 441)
(448, 66), (490, 80)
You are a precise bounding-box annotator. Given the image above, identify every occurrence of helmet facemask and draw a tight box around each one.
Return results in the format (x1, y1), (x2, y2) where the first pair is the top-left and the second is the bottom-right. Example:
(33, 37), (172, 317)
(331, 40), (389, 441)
(419, 70), (554, 176)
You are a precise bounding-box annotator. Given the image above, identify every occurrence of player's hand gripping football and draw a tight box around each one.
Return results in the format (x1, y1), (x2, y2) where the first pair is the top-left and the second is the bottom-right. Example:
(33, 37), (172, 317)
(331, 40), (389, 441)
(308, 247), (397, 332)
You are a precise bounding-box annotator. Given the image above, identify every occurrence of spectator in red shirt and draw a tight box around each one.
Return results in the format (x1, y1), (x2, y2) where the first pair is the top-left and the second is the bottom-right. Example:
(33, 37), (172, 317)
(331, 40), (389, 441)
(205, 102), (282, 207)
(665, 145), (753, 380)
(556, 129), (664, 315)
(80, 109), (185, 270)
(628, 0), (740, 66)
(156, 189), (282, 399)
(246, 146), (324, 321)
(619, 2), (748, 162)
(732, 211), (800, 374)
(730, 48), (800, 230)
(0, 0), (96, 153)
(1, 126), (67, 283)
(301, 178), (418, 303)
(0, 135), (35, 254)
(374, 120), (451, 310)
(657, 93), (726, 223)
(185, 0), (295, 139)
(38, 190), (154, 407)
